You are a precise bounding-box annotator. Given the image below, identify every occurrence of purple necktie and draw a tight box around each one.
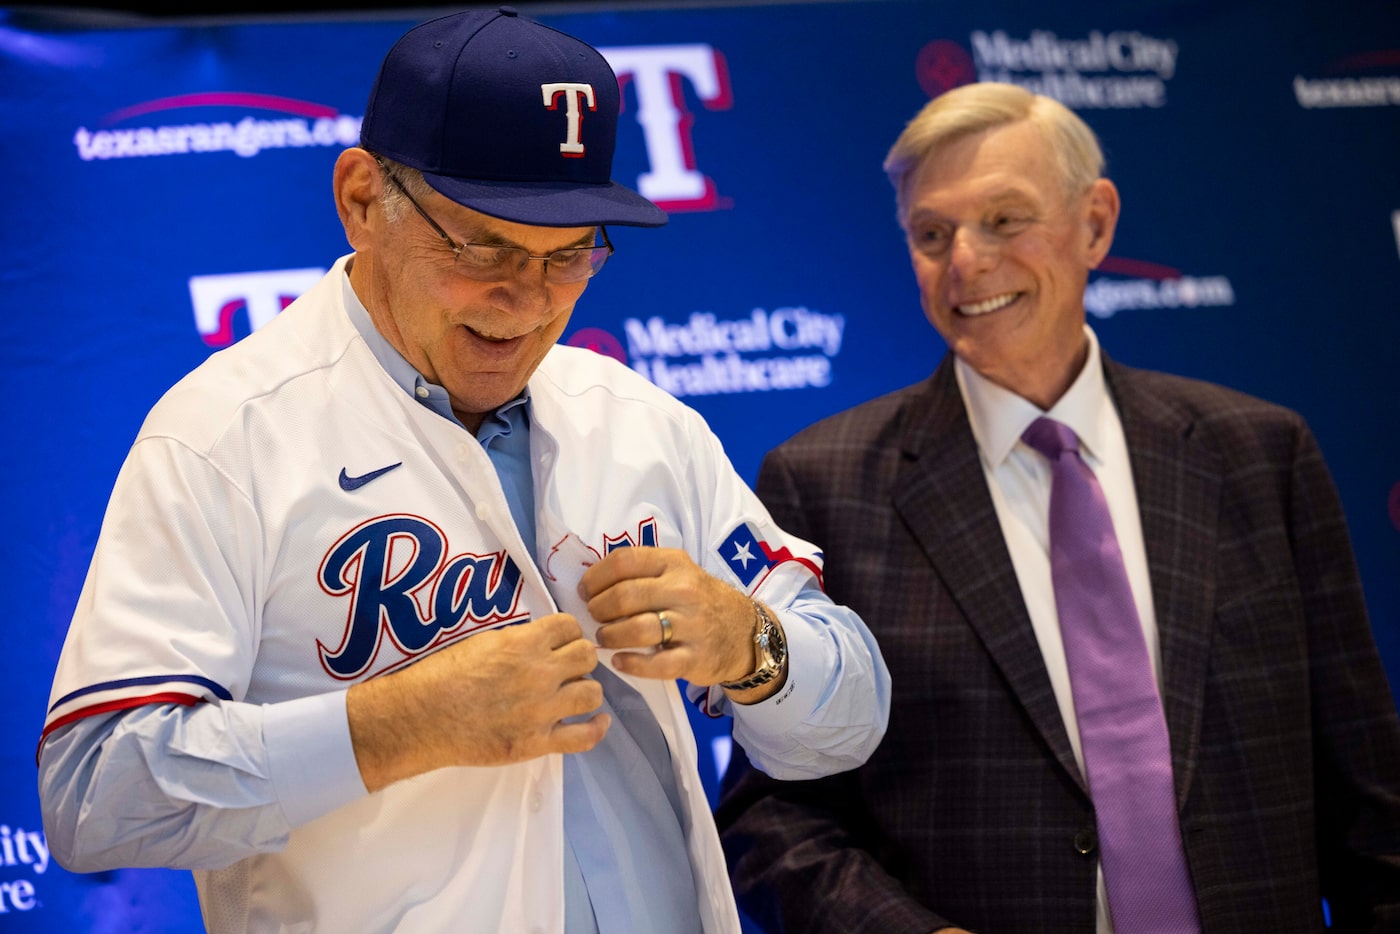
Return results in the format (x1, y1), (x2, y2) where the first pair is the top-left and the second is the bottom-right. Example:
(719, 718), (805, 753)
(1021, 417), (1200, 933)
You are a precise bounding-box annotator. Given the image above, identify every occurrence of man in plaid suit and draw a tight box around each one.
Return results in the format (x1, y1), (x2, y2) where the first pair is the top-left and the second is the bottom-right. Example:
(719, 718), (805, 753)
(716, 82), (1400, 934)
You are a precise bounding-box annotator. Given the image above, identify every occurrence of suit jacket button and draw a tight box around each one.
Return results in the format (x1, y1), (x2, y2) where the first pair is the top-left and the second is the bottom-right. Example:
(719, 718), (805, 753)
(1073, 829), (1098, 855)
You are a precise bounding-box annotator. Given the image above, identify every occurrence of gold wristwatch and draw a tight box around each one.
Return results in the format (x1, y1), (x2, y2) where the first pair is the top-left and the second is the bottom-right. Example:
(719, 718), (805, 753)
(720, 601), (787, 691)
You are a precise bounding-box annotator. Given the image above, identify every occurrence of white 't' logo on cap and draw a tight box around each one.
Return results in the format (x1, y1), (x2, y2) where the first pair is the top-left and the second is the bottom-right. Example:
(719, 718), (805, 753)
(542, 83), (596, 158)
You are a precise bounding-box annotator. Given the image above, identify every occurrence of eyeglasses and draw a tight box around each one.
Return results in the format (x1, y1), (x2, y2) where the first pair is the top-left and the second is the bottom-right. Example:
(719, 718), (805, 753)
(379, 166), (612, 284)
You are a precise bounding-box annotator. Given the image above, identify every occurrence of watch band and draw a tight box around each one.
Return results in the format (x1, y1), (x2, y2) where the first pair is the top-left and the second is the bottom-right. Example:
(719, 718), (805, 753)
(719, 600), (787, 692)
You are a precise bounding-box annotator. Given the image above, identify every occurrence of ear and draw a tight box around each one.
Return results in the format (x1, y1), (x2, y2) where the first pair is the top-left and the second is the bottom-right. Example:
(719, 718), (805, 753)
(333, 147), (383, 253)
(1080, 177), (1120, 270)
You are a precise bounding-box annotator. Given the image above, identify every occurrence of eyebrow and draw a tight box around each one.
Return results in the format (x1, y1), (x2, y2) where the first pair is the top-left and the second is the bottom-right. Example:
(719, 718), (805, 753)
(984, 190), (1039, 209)
(906, 189), (1041, 225)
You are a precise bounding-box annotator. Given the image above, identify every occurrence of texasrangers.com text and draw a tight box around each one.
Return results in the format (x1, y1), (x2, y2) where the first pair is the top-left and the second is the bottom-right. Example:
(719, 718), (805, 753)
(73, 114), (362, 161)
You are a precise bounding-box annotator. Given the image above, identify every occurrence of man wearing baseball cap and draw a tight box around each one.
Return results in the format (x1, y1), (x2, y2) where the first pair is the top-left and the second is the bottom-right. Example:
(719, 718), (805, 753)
(38, 8), (890, 932)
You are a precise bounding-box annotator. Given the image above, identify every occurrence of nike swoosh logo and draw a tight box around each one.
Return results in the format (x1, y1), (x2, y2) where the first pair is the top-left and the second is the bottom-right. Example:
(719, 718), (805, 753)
(338, 462), (403, 492)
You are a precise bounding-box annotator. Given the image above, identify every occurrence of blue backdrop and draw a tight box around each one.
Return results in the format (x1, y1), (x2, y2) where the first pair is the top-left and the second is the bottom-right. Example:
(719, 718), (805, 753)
(2, 0), (1397, 928)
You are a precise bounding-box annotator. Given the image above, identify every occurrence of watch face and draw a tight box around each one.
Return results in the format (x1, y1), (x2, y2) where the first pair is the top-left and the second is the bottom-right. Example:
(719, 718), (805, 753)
(758, 618), (785, 668)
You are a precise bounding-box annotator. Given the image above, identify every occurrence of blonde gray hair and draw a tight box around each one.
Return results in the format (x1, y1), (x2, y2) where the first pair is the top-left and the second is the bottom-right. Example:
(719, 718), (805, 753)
(371, 153), (436, 224)
(883, 82), (1105, 227)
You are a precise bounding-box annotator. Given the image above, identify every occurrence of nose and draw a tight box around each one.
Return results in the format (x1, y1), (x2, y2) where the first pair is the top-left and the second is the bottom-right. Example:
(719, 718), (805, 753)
(490, 262), (556, 321)
(948, 226), (997, 279)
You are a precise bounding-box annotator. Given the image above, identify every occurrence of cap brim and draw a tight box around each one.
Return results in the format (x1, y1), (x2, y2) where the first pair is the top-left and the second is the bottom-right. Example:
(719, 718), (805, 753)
(422, 172), (668, 228)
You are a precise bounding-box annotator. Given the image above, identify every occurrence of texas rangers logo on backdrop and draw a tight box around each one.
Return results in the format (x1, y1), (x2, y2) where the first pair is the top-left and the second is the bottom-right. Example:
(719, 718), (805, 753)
(317, 514), (527, 680)
(1084, 255), (1235, 319)
(83, 53), (732, 207)
(190, 268), (325, 347)
(1293, 47), (1400, 108)
(72, 92), (363, 161)
(601, 44), (733, 212)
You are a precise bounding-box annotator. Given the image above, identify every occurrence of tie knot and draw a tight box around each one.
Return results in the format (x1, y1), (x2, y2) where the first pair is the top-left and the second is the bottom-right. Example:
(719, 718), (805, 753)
(1022, 417), (1080, 461)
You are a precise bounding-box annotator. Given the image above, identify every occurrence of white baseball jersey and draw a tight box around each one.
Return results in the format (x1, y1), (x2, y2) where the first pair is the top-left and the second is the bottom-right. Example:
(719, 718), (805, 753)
(43, 256), (879, 932)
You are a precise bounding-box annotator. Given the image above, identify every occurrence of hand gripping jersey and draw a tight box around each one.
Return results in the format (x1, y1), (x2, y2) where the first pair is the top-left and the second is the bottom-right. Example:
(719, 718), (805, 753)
(43, 257), (853, 932)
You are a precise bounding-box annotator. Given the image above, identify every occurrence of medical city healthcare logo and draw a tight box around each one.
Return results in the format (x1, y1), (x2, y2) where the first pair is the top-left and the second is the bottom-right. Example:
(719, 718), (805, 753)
(0, 821), (50, 916)
(73, 93), (363, 161)
(567, 305), (846, 399)
(916, 28), (1180, 108)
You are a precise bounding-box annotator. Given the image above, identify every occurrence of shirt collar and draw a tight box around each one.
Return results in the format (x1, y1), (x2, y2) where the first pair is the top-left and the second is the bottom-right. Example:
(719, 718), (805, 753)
(478, 393), (530, 446)
(955, 324), (1112, 467)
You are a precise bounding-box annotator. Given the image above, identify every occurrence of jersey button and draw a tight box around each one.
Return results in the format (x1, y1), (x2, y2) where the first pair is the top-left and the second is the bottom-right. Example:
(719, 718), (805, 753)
(475, 503), (489, 521)
(414, 385), (430, 399)
(528, 789), (543, 813)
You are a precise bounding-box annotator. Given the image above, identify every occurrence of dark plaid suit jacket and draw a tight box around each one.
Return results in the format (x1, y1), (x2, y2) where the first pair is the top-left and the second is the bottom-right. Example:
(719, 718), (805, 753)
(717, 353), (1400, 934)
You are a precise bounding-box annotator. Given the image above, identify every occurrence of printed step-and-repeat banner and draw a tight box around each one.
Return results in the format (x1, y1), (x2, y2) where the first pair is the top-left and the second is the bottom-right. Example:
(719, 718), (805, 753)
(2, 0), (1396, 928)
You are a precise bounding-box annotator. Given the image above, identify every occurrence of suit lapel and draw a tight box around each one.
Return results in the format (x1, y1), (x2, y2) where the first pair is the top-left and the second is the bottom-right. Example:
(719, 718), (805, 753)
(1105, 358), (1221, 805)
(893, 356), (1086, 793)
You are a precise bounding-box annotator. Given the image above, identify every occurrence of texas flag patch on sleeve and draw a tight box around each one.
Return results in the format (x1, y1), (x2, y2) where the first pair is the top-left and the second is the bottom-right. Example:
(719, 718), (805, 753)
(718, 520), (826, 594)
(718, 521), (779, 589)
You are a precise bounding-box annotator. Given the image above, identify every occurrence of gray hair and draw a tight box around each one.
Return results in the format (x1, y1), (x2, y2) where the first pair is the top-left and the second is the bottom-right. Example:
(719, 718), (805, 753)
(371, 153), (436, 225)
(883, 82), (1105, 227)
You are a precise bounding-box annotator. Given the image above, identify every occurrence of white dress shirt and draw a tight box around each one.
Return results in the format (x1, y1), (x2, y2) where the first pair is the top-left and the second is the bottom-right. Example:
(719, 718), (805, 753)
(954, 325), (1159, 934)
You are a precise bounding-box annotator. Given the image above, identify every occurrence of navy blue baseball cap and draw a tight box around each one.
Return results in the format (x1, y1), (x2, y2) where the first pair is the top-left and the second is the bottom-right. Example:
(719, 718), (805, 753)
(360, 6), (667, 228)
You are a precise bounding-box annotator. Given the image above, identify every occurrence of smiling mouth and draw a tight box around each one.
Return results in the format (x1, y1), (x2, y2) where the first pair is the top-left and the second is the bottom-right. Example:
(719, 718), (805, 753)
(956, 292), (1020, 316)
(464, 325), (517, 343)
